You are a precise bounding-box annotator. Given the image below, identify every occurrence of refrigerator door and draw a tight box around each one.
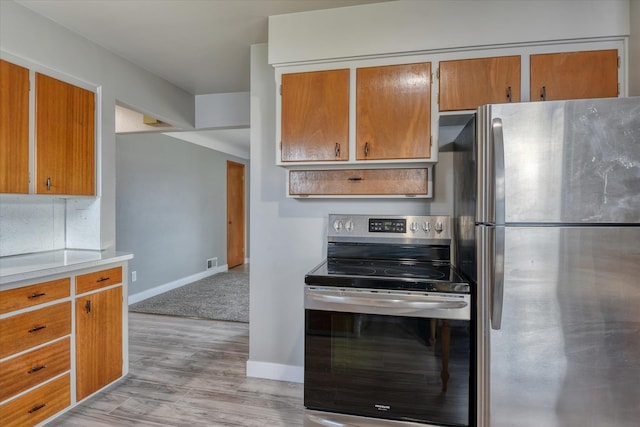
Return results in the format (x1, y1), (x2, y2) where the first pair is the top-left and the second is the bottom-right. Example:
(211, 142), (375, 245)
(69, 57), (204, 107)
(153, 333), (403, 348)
(489, 226), (640, 427)
(481, 97), (640, 225)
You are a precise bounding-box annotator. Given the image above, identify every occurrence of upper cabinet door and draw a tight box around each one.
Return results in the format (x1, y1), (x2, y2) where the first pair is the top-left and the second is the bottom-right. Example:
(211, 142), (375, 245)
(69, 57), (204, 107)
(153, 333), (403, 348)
(281, 69), (350, 162)
(356, 63), (431, 160)
(0, 60), (30, 194)
(36, 73), (95, 196)
(530, 49), (618, 102)
(439, 56), (521, 111)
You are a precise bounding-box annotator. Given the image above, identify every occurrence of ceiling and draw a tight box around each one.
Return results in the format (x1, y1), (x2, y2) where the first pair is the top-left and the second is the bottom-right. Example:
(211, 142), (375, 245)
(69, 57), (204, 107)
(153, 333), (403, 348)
(16, 0), (390, 95)
(16, 0), (390, 159)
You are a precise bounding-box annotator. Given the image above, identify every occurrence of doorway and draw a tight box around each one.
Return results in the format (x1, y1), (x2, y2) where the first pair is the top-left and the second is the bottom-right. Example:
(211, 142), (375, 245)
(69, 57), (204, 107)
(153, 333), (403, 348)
(227, 161), (245, 268)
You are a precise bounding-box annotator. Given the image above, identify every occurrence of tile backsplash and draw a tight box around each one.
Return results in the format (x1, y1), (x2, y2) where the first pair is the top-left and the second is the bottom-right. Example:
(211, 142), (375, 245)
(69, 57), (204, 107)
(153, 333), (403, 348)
(0, 196), (66, 257)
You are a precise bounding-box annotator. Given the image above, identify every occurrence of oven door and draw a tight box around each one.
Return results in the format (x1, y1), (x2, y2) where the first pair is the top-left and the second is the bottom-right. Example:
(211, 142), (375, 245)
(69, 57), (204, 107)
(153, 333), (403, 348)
(304, 286), (472, 427)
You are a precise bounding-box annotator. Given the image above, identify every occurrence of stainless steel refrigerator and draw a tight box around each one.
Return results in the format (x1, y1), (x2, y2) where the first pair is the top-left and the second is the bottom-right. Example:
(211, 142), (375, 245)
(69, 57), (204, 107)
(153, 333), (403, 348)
(453, 97), (640, 427)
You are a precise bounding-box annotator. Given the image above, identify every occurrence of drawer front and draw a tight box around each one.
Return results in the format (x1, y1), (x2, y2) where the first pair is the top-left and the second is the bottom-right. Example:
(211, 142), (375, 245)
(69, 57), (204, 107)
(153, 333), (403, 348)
(0, 338), (70, 401)
(76, 266), (122, 294)
(0, 278), (70, 314)
(0, 374), (70, 427)
(289, 168), (429, 196)
(0, 302), (71, 359)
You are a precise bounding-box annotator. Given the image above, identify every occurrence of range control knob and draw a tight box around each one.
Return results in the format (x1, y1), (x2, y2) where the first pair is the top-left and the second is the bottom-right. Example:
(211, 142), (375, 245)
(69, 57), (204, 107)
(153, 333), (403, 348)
(422, 222), (431, 232)
(333, 220), (343, 231)
(435, 221), (443, 233)
(410, 222), (419, 233)
(345, 220), (354, 232)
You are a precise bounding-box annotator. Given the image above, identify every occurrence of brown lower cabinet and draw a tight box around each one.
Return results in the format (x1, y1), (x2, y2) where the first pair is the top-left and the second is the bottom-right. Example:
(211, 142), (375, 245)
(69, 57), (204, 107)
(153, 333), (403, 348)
(0, 338), (70, 402)
(0, 263), (127, 425)
(0, 374), (70, 427)
(76, 286), (123, 401)
(289, 168), (429, 196)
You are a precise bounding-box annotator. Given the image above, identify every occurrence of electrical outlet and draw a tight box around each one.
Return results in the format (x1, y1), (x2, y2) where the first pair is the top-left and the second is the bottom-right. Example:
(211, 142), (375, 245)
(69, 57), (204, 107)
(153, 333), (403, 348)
(207, 257), (218, 269)
(131, 271), (137, 282)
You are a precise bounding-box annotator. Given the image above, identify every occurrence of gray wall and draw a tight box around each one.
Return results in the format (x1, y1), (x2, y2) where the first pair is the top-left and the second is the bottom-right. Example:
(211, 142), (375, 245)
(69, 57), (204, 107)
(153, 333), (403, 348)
(116, 132), (249, 296)
(248, 44), (428, 380)
(631, 0), (640, 96)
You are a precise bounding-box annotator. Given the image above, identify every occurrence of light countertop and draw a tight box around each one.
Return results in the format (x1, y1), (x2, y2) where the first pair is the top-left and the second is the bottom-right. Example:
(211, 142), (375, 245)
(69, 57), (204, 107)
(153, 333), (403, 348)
(0, 249), (133, 286)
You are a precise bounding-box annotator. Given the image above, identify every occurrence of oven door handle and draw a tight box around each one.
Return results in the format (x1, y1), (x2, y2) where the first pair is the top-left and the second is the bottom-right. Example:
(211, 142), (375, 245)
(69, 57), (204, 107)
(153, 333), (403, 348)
(305, 288), (470, 319)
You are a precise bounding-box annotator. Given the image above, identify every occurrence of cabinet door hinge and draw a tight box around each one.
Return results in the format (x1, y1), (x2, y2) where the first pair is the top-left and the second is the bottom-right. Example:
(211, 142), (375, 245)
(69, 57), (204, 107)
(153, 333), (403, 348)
(618, 83), (620, 96)
(436, 68), (440, 79)
(618, 56), (621, 69)
(430, 136), (433, 147)
(279, 85), (282, 96)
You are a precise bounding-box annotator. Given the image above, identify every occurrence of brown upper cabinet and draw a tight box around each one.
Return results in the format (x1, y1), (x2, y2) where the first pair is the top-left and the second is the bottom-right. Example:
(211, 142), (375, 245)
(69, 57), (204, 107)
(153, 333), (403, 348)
(36, 73), (95, 195)
(439, 56), (521, 111)
(0, 59), (30, 194)
(530, 49), (618, 102)
(281, 69), (350, 162)
(356, 63), (431, 160)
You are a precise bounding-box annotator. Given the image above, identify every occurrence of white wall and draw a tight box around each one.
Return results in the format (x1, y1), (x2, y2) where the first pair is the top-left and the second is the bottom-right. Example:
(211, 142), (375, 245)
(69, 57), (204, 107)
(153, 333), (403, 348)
(269, 0), (630, 65)
(251, 0), (632, 382)
(0, 0), (194, 254)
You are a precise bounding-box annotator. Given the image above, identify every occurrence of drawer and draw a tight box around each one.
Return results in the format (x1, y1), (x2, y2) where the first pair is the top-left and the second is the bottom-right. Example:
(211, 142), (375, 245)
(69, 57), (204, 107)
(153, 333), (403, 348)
(0, 374), (70, 427)
(0, 278), (70, 315)
(0, 302), (71, 359)
(76, 266), (122, 294)
(0, 338), (70, 401)
(289, 168), (429, 196)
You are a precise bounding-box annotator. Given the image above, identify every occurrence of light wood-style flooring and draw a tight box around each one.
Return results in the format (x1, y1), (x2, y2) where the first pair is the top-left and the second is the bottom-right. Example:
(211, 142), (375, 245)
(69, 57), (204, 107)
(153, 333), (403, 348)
(48, 313), (304, 426)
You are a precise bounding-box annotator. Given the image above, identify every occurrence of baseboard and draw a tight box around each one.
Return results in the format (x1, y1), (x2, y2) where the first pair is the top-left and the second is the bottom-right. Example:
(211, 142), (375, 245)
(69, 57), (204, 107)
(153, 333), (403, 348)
(128, 265), (228, 305)
(246, 360), (304, 384)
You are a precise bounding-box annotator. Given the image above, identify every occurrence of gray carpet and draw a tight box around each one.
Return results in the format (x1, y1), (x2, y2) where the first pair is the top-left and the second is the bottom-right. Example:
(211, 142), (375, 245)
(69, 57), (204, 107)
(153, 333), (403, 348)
(129, 271), (249, 322)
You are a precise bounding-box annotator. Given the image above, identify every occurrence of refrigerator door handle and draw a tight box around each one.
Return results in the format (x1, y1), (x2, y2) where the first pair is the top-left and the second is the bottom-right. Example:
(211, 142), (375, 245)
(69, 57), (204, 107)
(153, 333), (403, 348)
(492, 226), (505, 329)
(492, 118), (506, 226)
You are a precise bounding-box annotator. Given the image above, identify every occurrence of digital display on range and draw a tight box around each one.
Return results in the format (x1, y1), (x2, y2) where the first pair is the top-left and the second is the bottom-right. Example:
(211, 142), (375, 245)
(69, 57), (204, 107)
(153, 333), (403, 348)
(369, 218), (406, 233)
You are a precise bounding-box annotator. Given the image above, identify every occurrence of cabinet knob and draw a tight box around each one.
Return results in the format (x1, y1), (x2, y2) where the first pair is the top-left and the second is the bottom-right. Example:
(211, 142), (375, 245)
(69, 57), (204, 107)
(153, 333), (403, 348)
(46, 177), (51, 191)
(540, 86), (547, 101)
(335, 142), (340, 158)
(85, 300), (91, 313)
(506, 86), (512, 102)
(364, 142), (369, 157)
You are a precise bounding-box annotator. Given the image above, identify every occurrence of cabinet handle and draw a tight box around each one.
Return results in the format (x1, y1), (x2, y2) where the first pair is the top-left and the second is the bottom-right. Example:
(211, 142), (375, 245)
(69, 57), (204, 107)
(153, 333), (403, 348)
(364, 142), (369, 157)
(46, 177), (51, 191)
(348, 177), (363, 181)
(85, 300), (91, 313)
(540, 86), (546, 101)
(28, 325), (47, 333)
(28, 364), (47, 374)
(28, 403), (47, 414)
(96, 277), (110, 283)
(506, 86), (512, 102)
(28, 292), (47, 299)
(335, 143), (340, 158)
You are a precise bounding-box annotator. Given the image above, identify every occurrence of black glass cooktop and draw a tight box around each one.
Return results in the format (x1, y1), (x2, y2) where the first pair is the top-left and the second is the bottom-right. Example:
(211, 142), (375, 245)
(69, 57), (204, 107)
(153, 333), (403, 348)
(305, 258), (471, 293)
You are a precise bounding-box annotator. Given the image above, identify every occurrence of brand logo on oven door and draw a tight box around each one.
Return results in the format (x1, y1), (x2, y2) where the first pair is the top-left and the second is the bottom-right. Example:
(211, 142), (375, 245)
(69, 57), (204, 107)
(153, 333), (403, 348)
(375, 404), (391, 411)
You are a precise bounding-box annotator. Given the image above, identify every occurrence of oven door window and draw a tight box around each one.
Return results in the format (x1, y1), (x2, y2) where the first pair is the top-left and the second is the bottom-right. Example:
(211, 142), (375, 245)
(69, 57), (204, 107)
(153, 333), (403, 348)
(305, 310), (470, 426)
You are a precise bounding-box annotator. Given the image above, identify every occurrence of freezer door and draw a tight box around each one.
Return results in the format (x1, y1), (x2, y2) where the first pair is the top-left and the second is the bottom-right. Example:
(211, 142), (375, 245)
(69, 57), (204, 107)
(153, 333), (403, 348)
(483, 97), (640, 224)
(488, 226), (640, 427)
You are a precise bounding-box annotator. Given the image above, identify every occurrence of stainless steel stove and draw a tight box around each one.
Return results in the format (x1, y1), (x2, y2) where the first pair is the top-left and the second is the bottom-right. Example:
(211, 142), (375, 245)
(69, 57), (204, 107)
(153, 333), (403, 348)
(304, 214), (474, 427)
